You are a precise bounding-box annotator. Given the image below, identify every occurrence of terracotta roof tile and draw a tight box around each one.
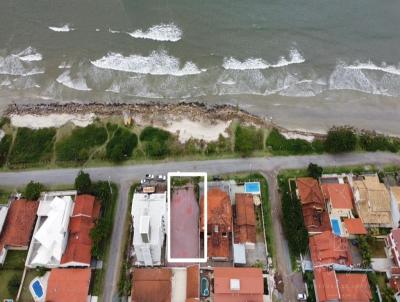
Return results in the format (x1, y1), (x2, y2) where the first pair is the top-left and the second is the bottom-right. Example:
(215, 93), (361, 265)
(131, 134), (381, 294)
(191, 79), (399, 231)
(235, 193), (256, 244)
(213, 268), (263, 302)
(132, 268), (172, 302)
(186, 265), (199, 299)
(337, 273), (371, 301)
(321, 183), (354, 209)
(309, 231), (352, 266)
(73, 194), (96, 217)
(0, 199), (38, 252)
(296, 178), (324, 206)
(343, 218), (367, 235)
(314, 268), (340, 301)
(46, 268), (91, 302)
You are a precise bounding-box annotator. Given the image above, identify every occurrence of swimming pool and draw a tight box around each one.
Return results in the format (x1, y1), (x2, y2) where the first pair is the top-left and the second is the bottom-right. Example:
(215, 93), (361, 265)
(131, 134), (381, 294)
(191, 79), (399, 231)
(331, 219), (341, 236)
(201, 276), (210, 297)
(244, 182), (261, 195)
(30, 277), (44, 301)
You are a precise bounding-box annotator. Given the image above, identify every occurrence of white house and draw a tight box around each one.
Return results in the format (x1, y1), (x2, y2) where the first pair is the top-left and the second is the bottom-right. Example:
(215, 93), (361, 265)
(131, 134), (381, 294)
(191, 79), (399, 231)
(26, 191), (76, 268)
(131, 192), (167, 266)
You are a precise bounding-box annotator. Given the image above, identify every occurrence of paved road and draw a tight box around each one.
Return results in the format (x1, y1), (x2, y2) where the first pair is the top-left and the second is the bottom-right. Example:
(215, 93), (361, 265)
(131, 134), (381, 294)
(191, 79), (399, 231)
(1, 152), (399, 302)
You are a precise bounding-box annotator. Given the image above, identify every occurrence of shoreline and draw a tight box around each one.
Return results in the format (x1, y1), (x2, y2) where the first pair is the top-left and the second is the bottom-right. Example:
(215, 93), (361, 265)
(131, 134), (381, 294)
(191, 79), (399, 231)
(4, 101), (324, 140)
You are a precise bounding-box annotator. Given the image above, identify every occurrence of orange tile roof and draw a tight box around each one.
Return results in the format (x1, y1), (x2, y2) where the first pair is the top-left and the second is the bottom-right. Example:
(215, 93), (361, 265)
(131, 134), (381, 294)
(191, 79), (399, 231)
(309, 231), (352, 266)
(46, 268), (91, 302)
(186, 265), (199, 299)
(73, 194), (96, 217)
(296, 178), (324, 206)
(0, 199), (38, 252)
(235, 193), (256, 244)
(213, 268), (263, 302)
(131, 268), (172, 302)
(60, 198), (100, 266)
(314, 268), (340, 301)
(343, 218), (367, 235)
(321, 183), (354, 209)
(302, 204), (332, 233)
(200, 188), (232, 259)
(337, 273), (371, 301)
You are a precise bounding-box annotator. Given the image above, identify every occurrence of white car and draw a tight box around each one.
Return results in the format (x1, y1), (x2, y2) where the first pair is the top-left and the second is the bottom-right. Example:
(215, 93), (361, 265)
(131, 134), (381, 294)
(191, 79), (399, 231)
(145, 174), (154, 179)
(297, 293), (307, 301)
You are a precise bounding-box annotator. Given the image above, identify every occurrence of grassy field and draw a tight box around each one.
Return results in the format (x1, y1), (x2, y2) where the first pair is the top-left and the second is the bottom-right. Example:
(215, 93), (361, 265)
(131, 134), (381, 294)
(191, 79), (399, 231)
(0, 250), (27, 300)
(0, 269), (23, 300)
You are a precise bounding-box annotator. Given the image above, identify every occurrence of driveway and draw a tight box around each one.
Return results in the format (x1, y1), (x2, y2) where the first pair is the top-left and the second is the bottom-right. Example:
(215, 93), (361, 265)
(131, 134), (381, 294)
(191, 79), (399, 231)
(0, 152), (398, 301)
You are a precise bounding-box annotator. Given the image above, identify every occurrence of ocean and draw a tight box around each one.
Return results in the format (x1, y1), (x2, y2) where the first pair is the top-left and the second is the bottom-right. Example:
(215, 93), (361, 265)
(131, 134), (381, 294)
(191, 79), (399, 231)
(1, 0), (400, 133)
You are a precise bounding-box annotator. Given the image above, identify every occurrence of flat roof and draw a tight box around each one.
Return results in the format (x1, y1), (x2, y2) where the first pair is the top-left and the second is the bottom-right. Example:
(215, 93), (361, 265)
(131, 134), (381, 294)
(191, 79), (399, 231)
(170, 186), (199, 259)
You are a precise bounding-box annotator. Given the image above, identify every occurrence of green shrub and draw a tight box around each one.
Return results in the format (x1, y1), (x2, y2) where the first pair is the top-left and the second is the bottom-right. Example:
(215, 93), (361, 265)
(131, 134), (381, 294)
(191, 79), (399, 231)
(140, 126), (172, 158)
(234, 125), (263, 156)
(0, 117), (10, 128)
(266, 128), (314, 155)
(7, 274), (21, 298)
(75, 170), (92, 193)
(106, 128), (138, 162)
(307, 163), (323, 179)
(24, 181), (45, 200)
(0, 134), (12, 166)
(359, 131), (400, 153)
(325, 126), (357, 153)
(56, 125), (107, 162)
(311, 139), (325, 154)
(9, 127), (56, 165)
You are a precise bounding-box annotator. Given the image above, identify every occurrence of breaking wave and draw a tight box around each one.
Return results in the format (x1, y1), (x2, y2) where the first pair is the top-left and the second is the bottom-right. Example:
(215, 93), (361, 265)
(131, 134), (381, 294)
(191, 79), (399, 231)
(0, 48), (44, 76)
(91, 50), (202, 76)
(56, 70), (92, 91)
(14, 47), (42, 62)
(48, 24), (75, 32)
(222, 48), (305, 70)
(127, 23), (182, 42)
(345, 61), (400, 76)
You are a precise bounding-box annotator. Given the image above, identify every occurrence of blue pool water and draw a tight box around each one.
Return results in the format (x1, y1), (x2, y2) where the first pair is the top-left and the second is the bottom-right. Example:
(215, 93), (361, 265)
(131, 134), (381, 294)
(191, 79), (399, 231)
(331, 219), (341, 236)
(244, 182), (261, 194)
(201, 277), (210, 297)
(32, 280), (43, 298)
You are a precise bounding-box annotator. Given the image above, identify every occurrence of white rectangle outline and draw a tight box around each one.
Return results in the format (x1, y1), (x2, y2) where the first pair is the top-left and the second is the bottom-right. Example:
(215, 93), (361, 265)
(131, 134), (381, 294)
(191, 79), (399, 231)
(167, 171), (207, 263)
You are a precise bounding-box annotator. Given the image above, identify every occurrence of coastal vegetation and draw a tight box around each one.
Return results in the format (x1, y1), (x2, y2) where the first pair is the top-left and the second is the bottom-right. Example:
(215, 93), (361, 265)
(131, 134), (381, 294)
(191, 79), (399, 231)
(139, 126), (172, 158)
(9, 128), (56, 166)
(234, 125), (264, 156)
(56, 124), (108, 163)
(106, 127), (138, 162)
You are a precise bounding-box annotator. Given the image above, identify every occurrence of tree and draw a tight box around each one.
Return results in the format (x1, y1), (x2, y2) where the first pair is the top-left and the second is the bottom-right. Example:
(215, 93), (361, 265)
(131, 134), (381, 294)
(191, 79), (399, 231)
(325, 126), (357, 153)
(24, 181), (44, 200)
(74, 170), (92, 193)
(307, 163), (323, 179)
(234, 125), (263, 156)
(7, 274), (21, 297)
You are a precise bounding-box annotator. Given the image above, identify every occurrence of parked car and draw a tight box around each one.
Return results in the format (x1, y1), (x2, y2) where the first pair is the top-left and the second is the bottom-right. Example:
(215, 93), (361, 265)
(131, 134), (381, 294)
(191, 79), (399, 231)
(145, 174), (154, 179)
(297, 293), (307, 301)
(157, 174), (166, 181)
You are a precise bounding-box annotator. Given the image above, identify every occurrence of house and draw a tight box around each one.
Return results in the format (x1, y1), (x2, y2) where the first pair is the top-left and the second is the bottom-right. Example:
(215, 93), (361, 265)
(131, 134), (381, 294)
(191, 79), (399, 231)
(26, 191), (77, 268)
(213, 267), (264, 302)
(385, 228), (400, 297)
(131, 192), (167, 266)
(234, 193), (256, 247)
(352, 175), (393, 228)
(131, 266), (199, 302)
(0, 199), (38, 264)
(314, 268), (371, 302)
(60, 194), (100, 267)
(296, 178), (331, 235)
(46, 268), (91, 302)
(309, 231), (352, 267)
(342, 218), (367, 238)
(200, 188), (232, 260)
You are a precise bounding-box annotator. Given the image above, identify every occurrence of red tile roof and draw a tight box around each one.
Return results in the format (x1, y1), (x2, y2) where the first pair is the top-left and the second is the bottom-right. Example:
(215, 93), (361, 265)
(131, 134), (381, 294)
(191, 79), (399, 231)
(302, 204), (332, 234)
(309, 231), (352, 266)
(60, 196), (100, 266)
(321, 183), (354, 209)
(337, 273), (371, 301)
(186, 265), (199, 299)
(131, 268), (172, 302)
(296, 178), (324, 206)
(200, 188), (232, 259)
(235, 193), (256, 244)
(391, 229), (400, 252)
(314, 268), (372, 302)
(73, 194), (97, 217)
(343, 218), (367, 235)
(46, 268), (91, 302)
(0, 199), (38, 252)
(314, 268), (340, 301)
(213, 268), (263, 302)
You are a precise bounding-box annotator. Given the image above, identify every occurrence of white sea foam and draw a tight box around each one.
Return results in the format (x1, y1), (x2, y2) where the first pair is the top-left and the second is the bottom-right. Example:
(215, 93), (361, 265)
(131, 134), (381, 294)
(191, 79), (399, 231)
(222, 48), (305, 70)
(91, 50), (203, 76)
(58, 62), (72, 69)
(345, 61), (400, 76)
(0, 53), (44, 76)
(108, 28), (120, 34)
(48, 24), (75, 32)
(56, 71), (92, 91)
(127, 23), (182, 42)
(14, 47), (43, 62)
